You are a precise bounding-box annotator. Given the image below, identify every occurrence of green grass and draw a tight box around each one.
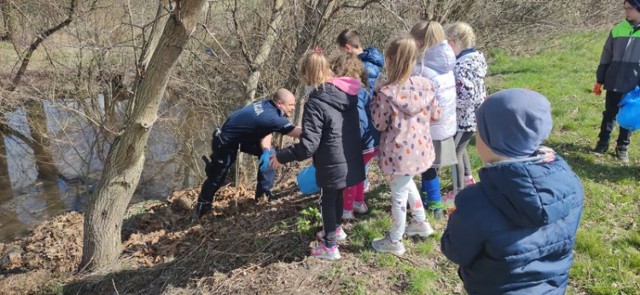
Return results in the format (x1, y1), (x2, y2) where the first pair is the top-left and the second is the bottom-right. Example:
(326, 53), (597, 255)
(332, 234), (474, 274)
(282, 30), (640, 294)
(405, 267), (438, 295)
(319, 30), (640, 294)
(466, 31), (640, 294)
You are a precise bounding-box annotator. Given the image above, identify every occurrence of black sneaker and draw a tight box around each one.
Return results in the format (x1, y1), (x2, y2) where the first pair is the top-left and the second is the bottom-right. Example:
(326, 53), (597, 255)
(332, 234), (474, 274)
(265, 190), (280, 201)
(255, 190), (279, 201)
(616, 148), (629, 165)
(195, 202), (212, 219)
(593, 142), (608, 154)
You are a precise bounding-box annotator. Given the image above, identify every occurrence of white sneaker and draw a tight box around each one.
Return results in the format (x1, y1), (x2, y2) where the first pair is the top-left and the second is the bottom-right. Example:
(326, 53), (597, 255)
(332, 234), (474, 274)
(342, 210), (356, 220)
(353, 202), (368, 214)
(405, 221), (435, 237)
(371, 234), (406, 256)
(316, 226), (347, 242)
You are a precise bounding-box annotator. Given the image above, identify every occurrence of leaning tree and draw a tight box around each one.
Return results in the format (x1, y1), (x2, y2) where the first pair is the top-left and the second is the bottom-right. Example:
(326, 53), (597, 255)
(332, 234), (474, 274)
(80, 0), (208, 271)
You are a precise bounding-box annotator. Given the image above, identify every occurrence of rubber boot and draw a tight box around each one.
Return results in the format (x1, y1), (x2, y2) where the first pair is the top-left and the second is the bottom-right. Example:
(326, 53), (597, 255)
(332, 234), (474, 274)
(421, 177), (443, 211)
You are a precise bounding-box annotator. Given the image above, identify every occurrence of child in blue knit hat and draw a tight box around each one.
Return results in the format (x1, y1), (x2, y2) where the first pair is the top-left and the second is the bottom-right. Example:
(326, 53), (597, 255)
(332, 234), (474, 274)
(441, 88), (584, 294)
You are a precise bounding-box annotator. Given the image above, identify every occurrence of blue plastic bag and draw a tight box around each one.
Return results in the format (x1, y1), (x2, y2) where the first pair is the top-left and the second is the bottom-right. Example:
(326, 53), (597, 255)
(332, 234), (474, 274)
(297, 164), (320, 195)
(617, 86), (640, 131)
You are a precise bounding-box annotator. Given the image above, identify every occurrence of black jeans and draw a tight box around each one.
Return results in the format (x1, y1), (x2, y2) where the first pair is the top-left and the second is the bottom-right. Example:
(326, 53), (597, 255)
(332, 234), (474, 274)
(320, 188), (344, 248)
(422, 167), (439, 181)
(598, 91), (631, 149)
(197, 136), (275, 205)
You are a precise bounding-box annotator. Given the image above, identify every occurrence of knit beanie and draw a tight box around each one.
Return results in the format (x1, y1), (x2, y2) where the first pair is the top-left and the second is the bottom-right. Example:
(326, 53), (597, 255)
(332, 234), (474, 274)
(627, 0), (640, 12)
(476, 88), (553, 158)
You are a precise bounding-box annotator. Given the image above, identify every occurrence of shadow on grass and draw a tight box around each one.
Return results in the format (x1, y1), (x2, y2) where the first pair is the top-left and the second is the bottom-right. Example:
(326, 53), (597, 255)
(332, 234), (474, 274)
(546, 141), (640, 183)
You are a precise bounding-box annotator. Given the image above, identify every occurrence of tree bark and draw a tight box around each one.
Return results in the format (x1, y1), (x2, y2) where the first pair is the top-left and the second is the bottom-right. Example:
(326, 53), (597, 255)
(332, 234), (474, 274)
(0, 0), (15, 42)
(80, 0), (207, 271)
(233, 0), (286, 186)
(243, 0), (285, 102)
(0, 132), (11, 199)
(141, 0), (171, 70)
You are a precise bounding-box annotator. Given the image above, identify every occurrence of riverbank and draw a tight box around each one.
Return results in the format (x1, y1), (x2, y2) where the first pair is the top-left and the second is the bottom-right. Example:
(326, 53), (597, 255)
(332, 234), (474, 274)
(1, 31), (639, 295)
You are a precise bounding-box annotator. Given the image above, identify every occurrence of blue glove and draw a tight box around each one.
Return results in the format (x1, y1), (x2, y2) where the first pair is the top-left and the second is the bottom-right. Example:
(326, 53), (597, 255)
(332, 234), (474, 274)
(259, 149), (271, 172)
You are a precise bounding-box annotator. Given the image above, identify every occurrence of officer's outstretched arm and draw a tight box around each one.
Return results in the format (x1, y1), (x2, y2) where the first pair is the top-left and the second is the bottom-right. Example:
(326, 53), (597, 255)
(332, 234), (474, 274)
(260, 133), (273, 150)
(286, 126), (302, 138)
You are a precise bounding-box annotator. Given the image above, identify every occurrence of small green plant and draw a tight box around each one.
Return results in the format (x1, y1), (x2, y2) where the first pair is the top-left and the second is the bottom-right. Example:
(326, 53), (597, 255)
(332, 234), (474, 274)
(296, 206), (322, 234)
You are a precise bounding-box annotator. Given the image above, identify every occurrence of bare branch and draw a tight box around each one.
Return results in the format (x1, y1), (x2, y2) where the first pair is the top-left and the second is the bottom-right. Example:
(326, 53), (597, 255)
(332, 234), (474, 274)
(6, 0), (77, 92)
(329, 0), (384, 18)
(231, 0), (253, 65)
(201, 23), (232, 58)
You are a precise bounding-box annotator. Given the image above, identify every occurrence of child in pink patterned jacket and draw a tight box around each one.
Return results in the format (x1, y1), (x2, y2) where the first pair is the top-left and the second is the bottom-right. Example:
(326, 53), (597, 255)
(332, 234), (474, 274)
(369, 36), (438, 256)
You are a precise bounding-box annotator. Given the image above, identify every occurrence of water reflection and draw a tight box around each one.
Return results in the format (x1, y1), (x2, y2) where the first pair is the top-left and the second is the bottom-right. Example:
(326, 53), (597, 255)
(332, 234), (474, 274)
(0, 97), (209, 242)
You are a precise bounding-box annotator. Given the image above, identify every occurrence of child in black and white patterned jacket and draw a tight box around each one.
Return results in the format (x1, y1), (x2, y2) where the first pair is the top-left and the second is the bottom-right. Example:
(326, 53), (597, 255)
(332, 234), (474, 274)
(445, 22), (488, 201)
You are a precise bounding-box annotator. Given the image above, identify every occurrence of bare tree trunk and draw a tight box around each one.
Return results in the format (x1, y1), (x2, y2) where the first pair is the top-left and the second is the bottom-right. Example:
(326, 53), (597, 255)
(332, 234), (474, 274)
(0, 0), (15, 42)
(0, 132), (11, 198)
(179, 107), (198, 188)
(141, 0), (171, 69)
(286, 0), (337, 127)
(231, 0), (286, 187)
(243, 0), (285, 102)
(80, 0), (207, 271)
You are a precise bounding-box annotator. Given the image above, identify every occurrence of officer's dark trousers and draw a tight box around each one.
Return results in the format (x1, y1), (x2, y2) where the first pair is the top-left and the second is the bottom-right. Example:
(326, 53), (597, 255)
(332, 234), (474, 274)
(197, 136), (275, 205)
(598, 91), (631, 150)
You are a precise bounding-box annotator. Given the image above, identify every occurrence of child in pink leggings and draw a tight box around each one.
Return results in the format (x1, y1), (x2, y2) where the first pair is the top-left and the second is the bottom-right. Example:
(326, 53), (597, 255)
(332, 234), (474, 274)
(342, 148), (378, 218)
(330, 51), (382, 220)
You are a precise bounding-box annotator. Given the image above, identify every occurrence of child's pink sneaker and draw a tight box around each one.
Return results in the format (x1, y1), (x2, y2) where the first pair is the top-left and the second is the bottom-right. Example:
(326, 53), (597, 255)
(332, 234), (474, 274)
(342, 210), (356, 220)
(443, 191), (456, 204)
(310, 241), (341, 260)
(316, 226), (347, 242)
(353, 202), (368, 214)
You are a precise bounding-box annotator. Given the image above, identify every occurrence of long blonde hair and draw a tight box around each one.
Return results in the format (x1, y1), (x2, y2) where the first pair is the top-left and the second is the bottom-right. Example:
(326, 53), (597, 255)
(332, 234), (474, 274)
(445, 22), (476, 50)
(383, 36), (419, 87)
(410, 20), (446, 51)
(299, 52), (333, 88)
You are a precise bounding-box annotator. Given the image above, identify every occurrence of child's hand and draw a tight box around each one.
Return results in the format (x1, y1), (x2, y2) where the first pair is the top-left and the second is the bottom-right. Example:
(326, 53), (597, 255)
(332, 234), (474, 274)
(269, 152), (282, 169)
(431, 107), (442, 122)
(593, 82), (603, 96)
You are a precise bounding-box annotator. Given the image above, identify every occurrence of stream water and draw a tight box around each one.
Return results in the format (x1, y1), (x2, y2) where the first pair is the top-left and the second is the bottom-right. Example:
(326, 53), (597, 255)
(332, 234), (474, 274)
(0, 97), (210, 242)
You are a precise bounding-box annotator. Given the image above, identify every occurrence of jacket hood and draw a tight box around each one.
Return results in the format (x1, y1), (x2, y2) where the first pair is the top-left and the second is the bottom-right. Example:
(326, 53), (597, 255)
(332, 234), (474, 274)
(329, 77), (361, 95)
(312, 81), (358, 112)
(457, 51), (488, 78)
(478, 154), (580, 228)
(416, 40), (456, 75)
(381, 78), (431, 116)
(359, 47), (384, 67)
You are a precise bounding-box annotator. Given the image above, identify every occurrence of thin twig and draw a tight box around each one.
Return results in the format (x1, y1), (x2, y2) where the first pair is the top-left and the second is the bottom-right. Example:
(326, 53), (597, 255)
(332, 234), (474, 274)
(111, 279), (121, 295)
(200, 23), (232, 58)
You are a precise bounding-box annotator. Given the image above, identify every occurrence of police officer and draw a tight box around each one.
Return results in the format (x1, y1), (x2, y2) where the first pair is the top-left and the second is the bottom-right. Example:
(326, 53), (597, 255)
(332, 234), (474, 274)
(196, 89), (302, 218)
